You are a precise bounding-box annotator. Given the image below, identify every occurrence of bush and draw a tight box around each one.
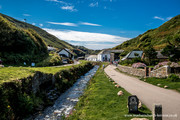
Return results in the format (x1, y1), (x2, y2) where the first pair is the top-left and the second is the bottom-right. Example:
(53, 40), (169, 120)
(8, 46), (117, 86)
(36, 53), (62, 67)
(168, 74), (180, 82)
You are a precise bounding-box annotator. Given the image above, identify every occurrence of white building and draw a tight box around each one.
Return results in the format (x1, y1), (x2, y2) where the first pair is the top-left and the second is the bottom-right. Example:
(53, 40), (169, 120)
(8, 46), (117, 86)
(57, 48), (74, 60)
(87, 55), (97, 61)
(97, 50), (111, 62)
(97, 49), (124, 62)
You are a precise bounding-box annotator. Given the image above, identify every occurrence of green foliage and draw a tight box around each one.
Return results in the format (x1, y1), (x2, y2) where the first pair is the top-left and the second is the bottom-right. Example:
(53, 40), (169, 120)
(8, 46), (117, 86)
(36, 53), (62, 67)
(0, 15), (48, 65)
(113, 15), (180, 51)
(144, 47), (157, 65)
(168, 74), (180, 82)
(161, 45), (180, 62)
(119, 57), (142, 66)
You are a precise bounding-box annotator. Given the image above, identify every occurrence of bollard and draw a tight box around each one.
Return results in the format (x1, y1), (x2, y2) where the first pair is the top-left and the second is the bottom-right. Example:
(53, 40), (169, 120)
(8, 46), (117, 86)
(153, 104), (162, 120)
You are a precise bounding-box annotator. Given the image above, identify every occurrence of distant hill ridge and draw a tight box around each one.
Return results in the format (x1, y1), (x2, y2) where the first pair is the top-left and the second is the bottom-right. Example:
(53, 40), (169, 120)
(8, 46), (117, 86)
(0, 14), (48, 64)
(0, 13), (99, 57)
(113, 14), (180, 51)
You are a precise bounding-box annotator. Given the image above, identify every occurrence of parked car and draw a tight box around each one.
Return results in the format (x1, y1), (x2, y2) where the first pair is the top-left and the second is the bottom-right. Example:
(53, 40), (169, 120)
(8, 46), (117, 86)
(62, 59), (68, 64)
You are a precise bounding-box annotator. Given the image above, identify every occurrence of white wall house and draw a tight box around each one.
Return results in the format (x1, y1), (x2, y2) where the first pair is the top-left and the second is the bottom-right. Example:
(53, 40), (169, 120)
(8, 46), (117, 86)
(97, 50), (111, 62)
(97, 49), (124, 62)
(58, 48), (74, 60)
(87, 55), (97, 61)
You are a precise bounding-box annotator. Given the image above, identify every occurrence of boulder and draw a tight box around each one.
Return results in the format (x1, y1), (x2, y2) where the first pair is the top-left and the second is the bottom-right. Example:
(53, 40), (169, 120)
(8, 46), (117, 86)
(117, 91), (123, 96)
(157, 84), (161, 86)
(138, 101), (142, 108)
(164, 85), (168, 88)
(115, 84), (120, 88)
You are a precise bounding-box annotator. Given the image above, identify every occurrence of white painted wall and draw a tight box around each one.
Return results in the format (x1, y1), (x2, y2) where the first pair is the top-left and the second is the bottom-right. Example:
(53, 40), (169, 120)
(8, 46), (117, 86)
(58, 49), (69, 57)
(97, 54), (110, 61)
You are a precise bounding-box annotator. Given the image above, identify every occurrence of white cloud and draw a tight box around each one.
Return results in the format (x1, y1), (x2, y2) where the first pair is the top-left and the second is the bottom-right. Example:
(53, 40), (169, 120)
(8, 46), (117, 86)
(154, 16), (173, 21)
(48, 22), (77, 26)
(80, 22), (101, 26)
(32, 23), (36, 25)
(23, 14), (31, 16)
(61, 6), (77, 12)
(39, 24), (43, 27)
(43, 28), (130, 49)
(154, 16), (165, 21)
(166, 17), (172, 20)
(89, 2), (99, 7)
(46, 0), (67, 4)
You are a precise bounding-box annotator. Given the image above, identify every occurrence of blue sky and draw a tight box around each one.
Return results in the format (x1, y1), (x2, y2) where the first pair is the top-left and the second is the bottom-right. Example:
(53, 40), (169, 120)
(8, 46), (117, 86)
(0, 0), (179, 49)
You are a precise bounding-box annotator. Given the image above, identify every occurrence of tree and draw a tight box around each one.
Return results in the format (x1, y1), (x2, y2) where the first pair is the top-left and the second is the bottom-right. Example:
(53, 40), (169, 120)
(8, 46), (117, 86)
(161, 45), (180, 62)
(144, 47), (157, 65)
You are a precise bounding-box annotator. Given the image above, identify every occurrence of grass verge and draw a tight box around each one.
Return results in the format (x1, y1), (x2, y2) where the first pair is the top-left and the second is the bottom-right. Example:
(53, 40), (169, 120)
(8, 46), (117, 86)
(141, 77), (180, 93)
(0, 61), (86, 84)
(68, 65), (152, 120)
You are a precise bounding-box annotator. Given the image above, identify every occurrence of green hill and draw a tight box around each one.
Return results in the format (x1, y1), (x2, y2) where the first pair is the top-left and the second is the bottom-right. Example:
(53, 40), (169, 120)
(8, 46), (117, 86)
(0, 14), (48, 64)
(113, 15), (180, 51)
(0, 13), (99, 57)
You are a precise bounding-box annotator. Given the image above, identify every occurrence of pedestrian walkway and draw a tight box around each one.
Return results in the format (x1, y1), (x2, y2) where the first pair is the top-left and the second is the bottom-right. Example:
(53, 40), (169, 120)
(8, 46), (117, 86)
(104, 65), (180, 120)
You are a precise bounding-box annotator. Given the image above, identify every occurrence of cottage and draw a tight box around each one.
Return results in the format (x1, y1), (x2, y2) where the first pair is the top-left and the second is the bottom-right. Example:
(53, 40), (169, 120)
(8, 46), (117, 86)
(57, 48), (74, 60)
(87, 55), (97, 61)
(97, 49), (124, 62)
(121, 50), (143, 61)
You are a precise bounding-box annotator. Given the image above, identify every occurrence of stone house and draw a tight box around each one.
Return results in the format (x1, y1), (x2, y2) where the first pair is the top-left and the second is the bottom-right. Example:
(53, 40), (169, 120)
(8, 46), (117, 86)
(121, 50), (143, 61)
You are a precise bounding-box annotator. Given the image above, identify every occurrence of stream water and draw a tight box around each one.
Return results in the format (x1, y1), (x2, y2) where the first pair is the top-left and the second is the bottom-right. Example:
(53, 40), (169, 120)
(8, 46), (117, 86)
(34, 65), (99, 120)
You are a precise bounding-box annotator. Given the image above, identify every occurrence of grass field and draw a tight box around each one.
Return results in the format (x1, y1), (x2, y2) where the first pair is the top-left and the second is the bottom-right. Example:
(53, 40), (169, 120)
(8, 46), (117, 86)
(141, 77), (180, 93)
(0, 61), (85, 84)
(68, 65), (152, 120)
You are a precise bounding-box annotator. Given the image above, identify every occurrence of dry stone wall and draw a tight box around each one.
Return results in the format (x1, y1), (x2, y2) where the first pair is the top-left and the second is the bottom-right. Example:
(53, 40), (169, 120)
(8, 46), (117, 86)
(117, 65), (146, 77)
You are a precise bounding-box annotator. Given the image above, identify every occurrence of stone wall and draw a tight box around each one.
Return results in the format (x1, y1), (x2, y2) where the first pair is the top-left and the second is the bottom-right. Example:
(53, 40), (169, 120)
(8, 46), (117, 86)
(149, 65), (170, 78)
(117, 65), (146, 77)
(117, 65), (180, 78)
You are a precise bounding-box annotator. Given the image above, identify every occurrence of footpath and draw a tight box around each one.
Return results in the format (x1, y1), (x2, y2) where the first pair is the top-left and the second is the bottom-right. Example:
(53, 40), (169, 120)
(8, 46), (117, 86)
(104, 65), (180, 120)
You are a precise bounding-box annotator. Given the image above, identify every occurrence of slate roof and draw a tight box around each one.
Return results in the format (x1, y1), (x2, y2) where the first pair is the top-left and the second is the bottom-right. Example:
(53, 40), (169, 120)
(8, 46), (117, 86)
(122, 51), (143, 60)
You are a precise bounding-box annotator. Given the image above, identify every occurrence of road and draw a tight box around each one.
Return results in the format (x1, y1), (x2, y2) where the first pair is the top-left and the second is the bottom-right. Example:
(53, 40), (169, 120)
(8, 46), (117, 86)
(104, 65), (180, 120)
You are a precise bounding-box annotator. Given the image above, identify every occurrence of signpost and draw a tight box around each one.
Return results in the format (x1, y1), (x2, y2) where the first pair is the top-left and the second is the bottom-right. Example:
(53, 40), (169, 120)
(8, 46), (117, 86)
(128, 95), (139, 113)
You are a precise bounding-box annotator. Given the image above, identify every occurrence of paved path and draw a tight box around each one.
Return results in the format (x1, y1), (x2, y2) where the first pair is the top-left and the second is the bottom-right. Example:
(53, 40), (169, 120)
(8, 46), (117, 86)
(104, 65), (180, 120)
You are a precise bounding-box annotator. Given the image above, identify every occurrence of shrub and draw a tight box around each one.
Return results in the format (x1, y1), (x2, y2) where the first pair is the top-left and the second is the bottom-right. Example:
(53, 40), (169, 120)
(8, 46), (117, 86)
(36, 53), (62, 67)
(168, 74), (180, 82)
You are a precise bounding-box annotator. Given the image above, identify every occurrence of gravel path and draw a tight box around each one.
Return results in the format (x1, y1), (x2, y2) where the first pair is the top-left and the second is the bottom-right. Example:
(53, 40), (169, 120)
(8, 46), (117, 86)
(104, 65), (180, 120)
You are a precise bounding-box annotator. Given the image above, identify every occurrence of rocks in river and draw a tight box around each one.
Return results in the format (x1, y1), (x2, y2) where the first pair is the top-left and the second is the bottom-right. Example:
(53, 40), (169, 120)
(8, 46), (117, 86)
(117, 91), (123, 96)
(34, 66), (99, 120)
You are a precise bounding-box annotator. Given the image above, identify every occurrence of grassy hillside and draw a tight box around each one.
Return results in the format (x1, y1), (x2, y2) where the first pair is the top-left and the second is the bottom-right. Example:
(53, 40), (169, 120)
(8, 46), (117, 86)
(113, 15), (180, 51)
(0, 15), (48, 64)
(0, 13), (99, 56)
